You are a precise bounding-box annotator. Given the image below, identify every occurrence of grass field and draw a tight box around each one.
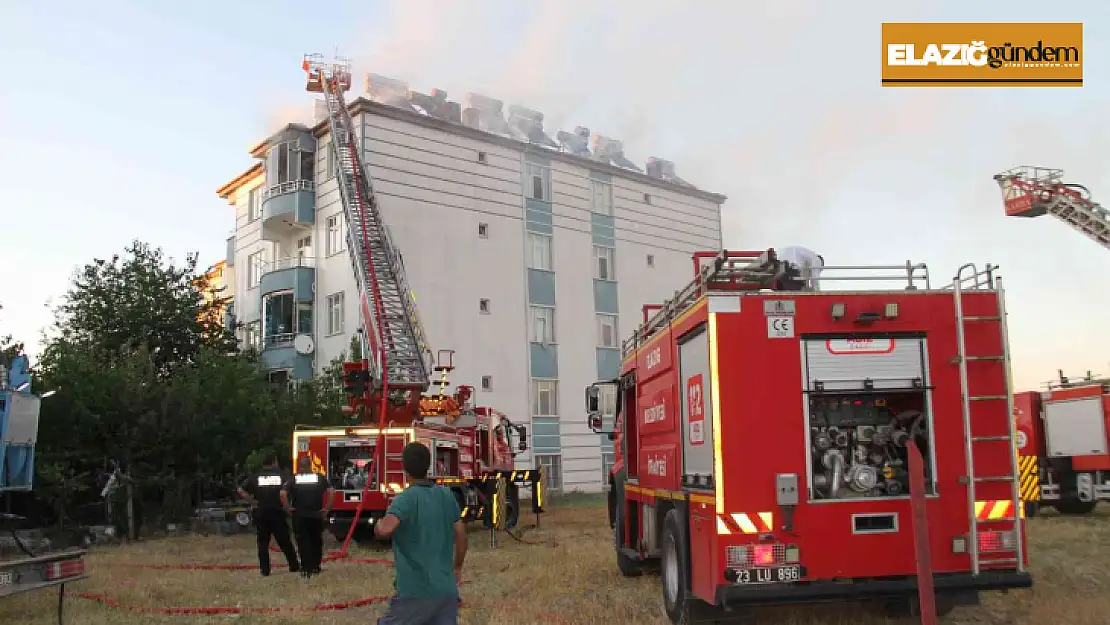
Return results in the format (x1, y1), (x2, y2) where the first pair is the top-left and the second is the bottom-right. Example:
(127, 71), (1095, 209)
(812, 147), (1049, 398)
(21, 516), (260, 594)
(1, 495), (1107, 624)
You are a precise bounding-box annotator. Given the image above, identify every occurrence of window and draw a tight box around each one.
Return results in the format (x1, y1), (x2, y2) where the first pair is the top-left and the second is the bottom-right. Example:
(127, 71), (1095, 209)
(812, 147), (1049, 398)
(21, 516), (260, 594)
(529, 306), (555, 344)
(242, 321), (260, 350)
(247, 251), (264, 288)
(276, 143), (291, 184)
(597, 314), (618, 348)
(481, 375), (493, 391)
(326, 292), (345, 336)
(326, 214), (346, 256)
(532, 379), (558, 416)
(601, 452), (615, 490)
(325, 146), (335, 180)
(478, 222), (489, 238)
(536, 454), (563, 493)
(593, 245), (615, 280)
(646, 254), (655, 268)
(479, 298), (490, 314)
(477, 151), (488, 164)
(591, 180), (613, 215)
(248, 187), (262, 221)
(296, 302), (313, 334)
(527, 233), (553, 271)
(262, 292), (295, 346)
(296, 235), (313, 264)
(643, 192), (652, 204)
(300, 149), (315, 183)
(525, 163), (550, 201)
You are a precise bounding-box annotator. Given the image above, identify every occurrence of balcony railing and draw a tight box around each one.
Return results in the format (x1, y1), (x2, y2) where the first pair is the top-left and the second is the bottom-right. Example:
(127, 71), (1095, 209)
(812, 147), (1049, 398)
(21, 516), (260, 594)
(262, 256), (315, 273)
(263, 333), (296, 349)
(262, 179), (315, 201)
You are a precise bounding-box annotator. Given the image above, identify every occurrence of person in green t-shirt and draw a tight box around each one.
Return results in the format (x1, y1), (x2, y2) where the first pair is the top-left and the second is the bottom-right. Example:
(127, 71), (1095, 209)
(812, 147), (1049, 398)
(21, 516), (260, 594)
(374, 441), (468, 624)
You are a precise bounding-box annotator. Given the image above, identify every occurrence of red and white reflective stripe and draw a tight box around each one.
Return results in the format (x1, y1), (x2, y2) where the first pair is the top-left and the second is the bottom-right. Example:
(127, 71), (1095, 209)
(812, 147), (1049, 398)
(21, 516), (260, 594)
(46, 559), (85, 581)
(716, 512), (774, 535)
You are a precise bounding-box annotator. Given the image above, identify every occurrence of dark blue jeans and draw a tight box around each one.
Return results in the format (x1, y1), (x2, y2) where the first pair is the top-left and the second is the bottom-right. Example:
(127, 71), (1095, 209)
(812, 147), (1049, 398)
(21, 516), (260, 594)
(376, 594), (459, 625)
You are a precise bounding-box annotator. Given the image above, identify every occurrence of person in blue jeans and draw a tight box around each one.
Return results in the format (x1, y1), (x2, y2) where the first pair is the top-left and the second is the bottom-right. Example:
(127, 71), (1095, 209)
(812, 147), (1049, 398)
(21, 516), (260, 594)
(374, 441), (468, 624)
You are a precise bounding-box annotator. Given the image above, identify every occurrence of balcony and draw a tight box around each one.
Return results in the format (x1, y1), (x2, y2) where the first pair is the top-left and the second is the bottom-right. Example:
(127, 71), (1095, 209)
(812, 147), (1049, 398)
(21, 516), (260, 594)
(259, 256), (315, 301)
(259, 333), (315, 380)
(261, 180), (315, 232)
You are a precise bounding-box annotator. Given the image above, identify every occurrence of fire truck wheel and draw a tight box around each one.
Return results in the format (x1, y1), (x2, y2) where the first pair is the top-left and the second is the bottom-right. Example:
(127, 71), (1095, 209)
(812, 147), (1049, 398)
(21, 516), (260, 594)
(661, 509), (694, 624)
(1053, 498), (1096, 515)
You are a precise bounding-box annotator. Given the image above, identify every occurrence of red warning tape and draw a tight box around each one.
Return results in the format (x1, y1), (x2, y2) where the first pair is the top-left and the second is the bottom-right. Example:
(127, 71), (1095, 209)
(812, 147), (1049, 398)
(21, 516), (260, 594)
(68, 591), (390, 614)
(112, 553), (393, 571)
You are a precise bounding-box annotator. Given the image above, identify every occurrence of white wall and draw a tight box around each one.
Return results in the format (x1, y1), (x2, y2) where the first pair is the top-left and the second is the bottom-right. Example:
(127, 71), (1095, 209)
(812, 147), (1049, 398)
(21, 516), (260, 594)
(230, 175), (269, 328)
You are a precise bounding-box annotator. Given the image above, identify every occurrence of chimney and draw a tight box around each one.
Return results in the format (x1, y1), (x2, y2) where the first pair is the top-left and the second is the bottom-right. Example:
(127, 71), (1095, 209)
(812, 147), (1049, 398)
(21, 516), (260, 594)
(556, 131), (590, 156)
(646, 157), (692, 187)
(465, 92), (511, 136)
(508, 104), (558, 147)
(409, 88), (461, 123)
(591, 134), (643, 172)
(365, 73), (413, 109)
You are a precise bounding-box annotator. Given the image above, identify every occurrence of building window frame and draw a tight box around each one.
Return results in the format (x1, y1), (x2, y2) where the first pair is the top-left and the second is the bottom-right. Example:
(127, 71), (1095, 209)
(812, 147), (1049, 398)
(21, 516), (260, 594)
(326, 291), (345, 336)
(532, 378), (558, 417)
(247, 251), (264, 289)
(326, 214), (346, 256)
(527, 232), (553, 271)
(536, 454), (563, 494)
(248, 186), (262, 222)
(590, 180), (613, 216)
(525, 163), (551, 201)
(593, 245), (615, 281)
(529, 305), (556, 344)
(597, 313), (619, 348)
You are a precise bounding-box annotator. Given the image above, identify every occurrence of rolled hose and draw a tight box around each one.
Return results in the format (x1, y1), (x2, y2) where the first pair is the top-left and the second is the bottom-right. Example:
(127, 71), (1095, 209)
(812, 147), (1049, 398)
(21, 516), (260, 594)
(823, 450), (846, 499)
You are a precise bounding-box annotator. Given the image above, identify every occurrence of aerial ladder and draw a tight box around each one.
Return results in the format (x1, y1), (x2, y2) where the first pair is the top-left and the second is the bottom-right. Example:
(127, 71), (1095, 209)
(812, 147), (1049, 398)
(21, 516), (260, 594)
(994, 166), (1110, 250)
(301, 54), (435, 549)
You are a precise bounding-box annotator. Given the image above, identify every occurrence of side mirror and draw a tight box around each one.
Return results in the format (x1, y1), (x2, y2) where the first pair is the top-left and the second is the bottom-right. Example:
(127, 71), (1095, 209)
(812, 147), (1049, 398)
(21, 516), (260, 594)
(517, 425), (528, 452)
(586, 385), (601, 413)
(588, 413), (604, 433)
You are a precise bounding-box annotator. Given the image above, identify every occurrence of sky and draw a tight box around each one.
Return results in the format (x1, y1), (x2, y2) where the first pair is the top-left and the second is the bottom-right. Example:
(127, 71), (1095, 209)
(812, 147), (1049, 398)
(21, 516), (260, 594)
(0, 1), (1108, 391)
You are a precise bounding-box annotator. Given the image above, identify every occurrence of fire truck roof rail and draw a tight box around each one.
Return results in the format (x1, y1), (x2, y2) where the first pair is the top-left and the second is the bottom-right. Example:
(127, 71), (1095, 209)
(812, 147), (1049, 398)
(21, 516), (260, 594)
(622, 248), (944, 356)
(1042, 370), (1110, 390)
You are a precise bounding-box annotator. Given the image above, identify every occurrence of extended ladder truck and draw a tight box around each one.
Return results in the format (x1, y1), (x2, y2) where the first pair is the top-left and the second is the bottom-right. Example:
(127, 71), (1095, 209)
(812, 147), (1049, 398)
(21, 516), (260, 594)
(995, 166), (1110, 516)
(294, 55), (544, 546)
(585, 249), (1032, 624)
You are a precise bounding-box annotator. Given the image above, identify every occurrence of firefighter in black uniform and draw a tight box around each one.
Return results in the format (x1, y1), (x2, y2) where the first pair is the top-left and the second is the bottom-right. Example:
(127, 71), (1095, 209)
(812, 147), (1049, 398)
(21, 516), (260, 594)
(281, 455), (334, 577)
(238, 454), (300, 576)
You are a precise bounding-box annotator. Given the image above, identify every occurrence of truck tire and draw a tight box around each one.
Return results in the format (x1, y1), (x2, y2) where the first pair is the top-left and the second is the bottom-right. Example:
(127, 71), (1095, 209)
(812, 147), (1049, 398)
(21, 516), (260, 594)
(1023, 501), (1040, 518)
(661, 509), (700, 624)
(504, 484), (521, 530)
(613, 495), (641, 578)
(1054, 498), (1097, 515)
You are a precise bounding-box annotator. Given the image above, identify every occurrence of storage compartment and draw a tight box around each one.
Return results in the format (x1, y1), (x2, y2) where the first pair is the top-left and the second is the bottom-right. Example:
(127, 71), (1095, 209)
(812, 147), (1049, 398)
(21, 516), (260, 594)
(1043, 397), (1108, 457)
(807, 390), (935, 500)
(804, 337), (925, 392)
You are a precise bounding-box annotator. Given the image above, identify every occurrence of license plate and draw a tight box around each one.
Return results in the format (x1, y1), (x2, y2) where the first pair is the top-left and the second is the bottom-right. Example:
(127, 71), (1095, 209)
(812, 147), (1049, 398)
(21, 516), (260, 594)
(735, 565), (801, 585)
(0, 571), (12, 586)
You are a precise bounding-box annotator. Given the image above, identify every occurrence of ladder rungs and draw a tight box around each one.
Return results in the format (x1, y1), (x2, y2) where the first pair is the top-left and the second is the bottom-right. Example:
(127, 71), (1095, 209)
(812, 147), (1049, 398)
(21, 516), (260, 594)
(971, 435), (1011, 442)
(979, 557), (1019, 565)
(974, 475), (1015, 483)
(965, 355), (1005, 361)
(970, 395), (1007, 401)
(963, 316), (1002, 321)
(977, 516), (1017, 523)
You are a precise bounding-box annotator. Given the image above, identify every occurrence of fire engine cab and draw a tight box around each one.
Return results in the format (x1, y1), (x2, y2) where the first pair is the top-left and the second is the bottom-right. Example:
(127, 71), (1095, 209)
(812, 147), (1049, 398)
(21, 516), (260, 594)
(586, 249), (1033, 622)
(1014, 371), (1110, 516)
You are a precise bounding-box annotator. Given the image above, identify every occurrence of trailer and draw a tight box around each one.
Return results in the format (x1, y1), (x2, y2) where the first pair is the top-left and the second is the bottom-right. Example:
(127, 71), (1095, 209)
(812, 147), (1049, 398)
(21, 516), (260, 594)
(586, 249), (1032, 623)
(1, 355), (88, 613)
(1014, 371), (1110, 517)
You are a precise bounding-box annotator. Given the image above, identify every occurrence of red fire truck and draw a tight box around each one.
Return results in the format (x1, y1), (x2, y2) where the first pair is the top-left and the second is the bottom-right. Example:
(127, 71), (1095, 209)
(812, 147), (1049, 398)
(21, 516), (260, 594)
(296, 55), (543, 544)
(586, 249), (1032, 622)
(1014, 371), (1110, 517)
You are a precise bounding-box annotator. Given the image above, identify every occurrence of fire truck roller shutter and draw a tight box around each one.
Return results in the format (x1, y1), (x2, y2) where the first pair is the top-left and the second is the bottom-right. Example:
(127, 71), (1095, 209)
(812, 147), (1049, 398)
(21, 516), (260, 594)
(803, 337), (935, 501)
(678, 325), (714, 483)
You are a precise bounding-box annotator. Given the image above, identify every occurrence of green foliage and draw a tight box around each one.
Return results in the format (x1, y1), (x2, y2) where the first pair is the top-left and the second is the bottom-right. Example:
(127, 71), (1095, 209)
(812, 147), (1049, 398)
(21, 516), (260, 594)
(29, 240), (347, 526)
(348, 334), (363, 362)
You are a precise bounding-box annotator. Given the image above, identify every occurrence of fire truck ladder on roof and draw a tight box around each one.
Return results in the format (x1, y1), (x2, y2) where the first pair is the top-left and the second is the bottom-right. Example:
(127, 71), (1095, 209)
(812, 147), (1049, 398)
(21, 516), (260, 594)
(949, 264), (1024, 576)
(994, 166), (1110, 251)
(303, 54), (432, 392)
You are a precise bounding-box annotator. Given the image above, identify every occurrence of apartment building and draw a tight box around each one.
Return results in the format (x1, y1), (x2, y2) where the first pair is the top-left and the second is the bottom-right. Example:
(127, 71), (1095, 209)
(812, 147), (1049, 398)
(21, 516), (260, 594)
(215, 76), (726, 492)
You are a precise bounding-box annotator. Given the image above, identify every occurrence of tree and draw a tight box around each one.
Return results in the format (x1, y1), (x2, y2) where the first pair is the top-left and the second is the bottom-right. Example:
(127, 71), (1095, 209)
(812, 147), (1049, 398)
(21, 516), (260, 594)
(348, 333), (363, 362)
(48, 240), (236, 375)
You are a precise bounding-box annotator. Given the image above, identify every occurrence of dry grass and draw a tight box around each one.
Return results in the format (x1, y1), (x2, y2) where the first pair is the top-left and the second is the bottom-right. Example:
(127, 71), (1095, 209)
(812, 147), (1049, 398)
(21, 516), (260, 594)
(1, 496), (1108, 624)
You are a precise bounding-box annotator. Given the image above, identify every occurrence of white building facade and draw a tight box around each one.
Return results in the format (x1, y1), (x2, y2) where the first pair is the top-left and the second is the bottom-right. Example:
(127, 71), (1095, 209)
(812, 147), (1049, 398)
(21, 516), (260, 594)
(216, 83), (725, 492)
